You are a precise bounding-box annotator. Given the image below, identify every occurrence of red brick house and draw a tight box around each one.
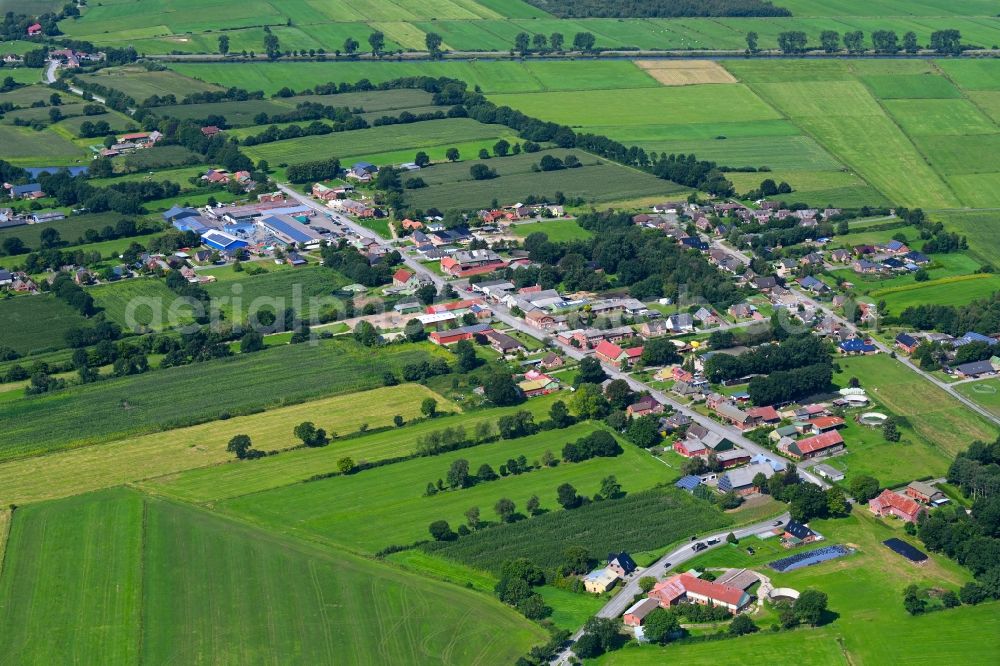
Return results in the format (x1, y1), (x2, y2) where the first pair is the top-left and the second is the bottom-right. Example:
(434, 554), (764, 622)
(627, 396), (665, 419)
(201, 126), (221, 137)
(869, 489), (924, 523)
(747, 406), (780, 424)
(623, 598), (660, 627)
(674, 438), (708, 458)
(27, 23), (42, 36)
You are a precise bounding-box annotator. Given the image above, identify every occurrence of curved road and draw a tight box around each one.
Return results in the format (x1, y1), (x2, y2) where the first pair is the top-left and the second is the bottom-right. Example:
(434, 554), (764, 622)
(551, 511), (790, 664)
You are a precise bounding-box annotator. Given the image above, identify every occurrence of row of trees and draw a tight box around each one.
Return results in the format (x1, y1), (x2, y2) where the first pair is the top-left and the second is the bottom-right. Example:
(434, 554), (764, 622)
(757, 29), (965, 55)
(514, 31), (594, 54)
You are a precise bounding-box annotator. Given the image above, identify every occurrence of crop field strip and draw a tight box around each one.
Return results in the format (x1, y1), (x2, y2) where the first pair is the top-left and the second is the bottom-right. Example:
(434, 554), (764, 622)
(0, 338), (451, 460)
(0, 384), (458, 507)
(0, 295), (92, 356)
(143, 393), (558, 504)
(216, 422), (670, 554)
(0, 487), (546, 665)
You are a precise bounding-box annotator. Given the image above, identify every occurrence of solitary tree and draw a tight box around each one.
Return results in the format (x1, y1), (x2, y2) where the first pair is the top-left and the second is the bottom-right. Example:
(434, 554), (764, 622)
(532, 33), (547, 51)
(729, 614), (758, 636)
(414, 151), (430, 167)
(428, 520), (455, 541)
(465, 506), (480, 529)
(495, 497), (516, 522)
(643, 608), (680, 644)
(421, 397), (438, 418)
(368, 30), (385, 56)
(425, 31), (443, 57)
(745, 31), (759, 54)
(550, 32), (564, 51)
(794, 589), (828, 625)
(514, 32), (530, 54)
(447, 458), (471, 489)
(572, 32), (596, 51)
(337, 457), (355, 474)
(445, 147), (460, 162)
(218, 35), (230, 55)
(343, 37), (359, 55)
(557, 483), (581, 509)
(226, 434), (252, 459)
(820, 30), (839, 53)
(526, 495), (540, 515)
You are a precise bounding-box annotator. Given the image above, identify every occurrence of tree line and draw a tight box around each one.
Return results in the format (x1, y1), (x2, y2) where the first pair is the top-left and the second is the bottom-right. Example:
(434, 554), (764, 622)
(764, 29), (966, 55)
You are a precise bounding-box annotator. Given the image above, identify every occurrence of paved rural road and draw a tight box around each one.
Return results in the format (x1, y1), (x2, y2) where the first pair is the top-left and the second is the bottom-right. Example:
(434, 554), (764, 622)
(551, 511), (791, 664)
(790, 287), (1000, 429)
(278, 182), (829, 490)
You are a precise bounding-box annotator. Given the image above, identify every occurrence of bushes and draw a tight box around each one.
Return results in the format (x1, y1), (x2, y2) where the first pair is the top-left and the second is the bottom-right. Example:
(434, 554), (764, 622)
(286, 157), (340, 183)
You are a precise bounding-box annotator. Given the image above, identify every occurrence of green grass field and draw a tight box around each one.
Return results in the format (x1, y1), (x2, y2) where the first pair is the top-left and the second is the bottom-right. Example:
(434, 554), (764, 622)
(874, 274), (1000, 311)
(512, 219), (592, 242)
(78, 66), (223, 102)
(0, 123), (90, 166)
(242, 117), (509, 166)
(0, 338), (450, 460)
(598, 511), (999, 665)
(405, 149), (681, 210)
(218, 422), (670, 554)
(957, 379), (1000, 420)
(0, 487), (547, 664)
(834, 354), (997, 460)
(934, 210), (1000, 266)
(202, 264), (350, 323)
(0, 295), (91, 356)
(0, 384), (455, 507)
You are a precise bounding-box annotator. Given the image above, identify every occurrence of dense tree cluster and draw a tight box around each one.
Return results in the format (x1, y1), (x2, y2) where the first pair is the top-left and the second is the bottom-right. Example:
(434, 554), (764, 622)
(917, 440), (1000, 602)
(704, 335), (830, 383)
(285, 157), (341, 184)
(562, 430), (622, 462)
(35, 170), (180, 215)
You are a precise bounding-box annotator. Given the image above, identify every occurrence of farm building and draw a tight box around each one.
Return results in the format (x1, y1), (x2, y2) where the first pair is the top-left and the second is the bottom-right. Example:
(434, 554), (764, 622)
(782, 521), (820, 545)
(623, 598), (660, 627)
(813, 464), (845, 482)
(905, 481), (948, 506)
(485, 330), (525, 355)
(953, 360), (996, 379)
(783, 431), (845, 460)
(392, 268), (416, 288)
(895, 333), (920, 354)
(649, 574), (751, 614)
(440, 250), (507, 278)
(429, 323), (492, 346)
(869, 489), (924, 523)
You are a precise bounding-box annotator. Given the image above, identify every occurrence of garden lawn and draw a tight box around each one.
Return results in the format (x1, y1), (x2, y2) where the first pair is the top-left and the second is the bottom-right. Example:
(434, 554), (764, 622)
(142, 393), (559, 504)
(202, 264), (350, 322)
(384, 549), (498, 594)
(0, 295), (90, 355)
(0, 487), (547, 665)
(0, 338), (450, 459)
(218, 422), (670, 553)
(598, 511), (998, 665)
(0, 384), (453, 507)
(536, 585), (607, 633)
(833, 354), (997, 459)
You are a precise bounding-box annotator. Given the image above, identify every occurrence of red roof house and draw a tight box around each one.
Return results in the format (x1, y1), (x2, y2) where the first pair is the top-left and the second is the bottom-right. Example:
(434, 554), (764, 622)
(201, 126), (221, 137)
(627, 396), (665, 418)
(806, 416), (846, 433)
(595, 340), (624, 365)
(786, 431), (844, 460)
(27, 23), (42, 36)
(747, 406), (780, 424)
(869, 489), (924, 523)
(392, 268), (415, 287)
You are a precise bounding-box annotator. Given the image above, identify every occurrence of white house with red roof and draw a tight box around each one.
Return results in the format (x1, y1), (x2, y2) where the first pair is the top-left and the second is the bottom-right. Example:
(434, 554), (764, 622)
(648, 574), (752, 614)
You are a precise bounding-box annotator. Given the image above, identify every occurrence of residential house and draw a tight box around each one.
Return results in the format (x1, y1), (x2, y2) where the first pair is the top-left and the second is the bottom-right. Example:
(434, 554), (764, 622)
(806, 416), (845, 433)
(346, 161), (378, 182)
(626, 396), (664, 419)
(797, 275), (829, 294)
(201, 125), (221, 137)
(524, 309), (558, 331)
(838, 338), (878, 355)
(583, 568), (620, 594)
(715, 448), (752, 469)
(27, 23), (42, 36)
(751, 275), (778, 291)
(9, 183), (43, 199)
(783, 521), (820, 544)
(540, 352), (564, 369)
(485, 330), (525, 355)
(747, 406), (780, 425)
(869, 489), (924, 523)
(783, 431), (845, 460)
(717, 462), (775, 495)
(729, 303), (756, 320)
(392, 268), (417, 288)
(594, 340), (642, 368)
(895, 333), (920, 355)
(715, 401), (755, 430)
(666, 312), (695, 334)
(607, 553), (638, 578)
(649, 574), (752, 614)
(312, 182), (352, 201)
(830, 248), (851, 263)
(639, 319), (671, 339)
